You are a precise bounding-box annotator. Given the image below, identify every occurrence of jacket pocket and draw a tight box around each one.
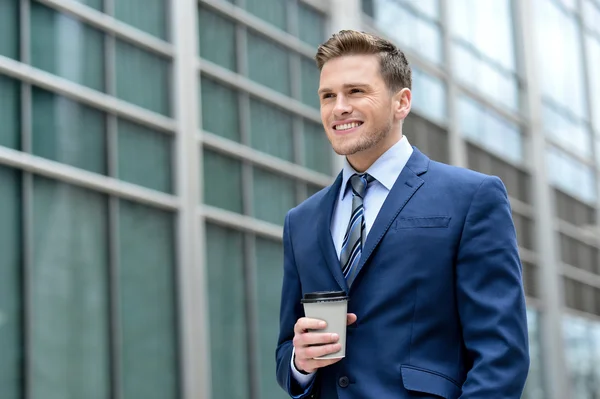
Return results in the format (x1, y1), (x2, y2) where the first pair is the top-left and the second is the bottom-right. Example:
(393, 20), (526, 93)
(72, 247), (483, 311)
(400, 365), (461, 399)
(394, 216), (451, 229)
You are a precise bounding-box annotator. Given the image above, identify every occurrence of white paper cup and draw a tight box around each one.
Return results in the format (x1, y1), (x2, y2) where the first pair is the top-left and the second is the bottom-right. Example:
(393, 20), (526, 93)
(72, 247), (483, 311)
(301, 291), (349, 359)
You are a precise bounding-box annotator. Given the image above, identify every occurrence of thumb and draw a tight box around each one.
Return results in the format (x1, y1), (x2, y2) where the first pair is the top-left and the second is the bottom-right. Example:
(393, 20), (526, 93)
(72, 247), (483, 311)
(346, 313), (357, 325)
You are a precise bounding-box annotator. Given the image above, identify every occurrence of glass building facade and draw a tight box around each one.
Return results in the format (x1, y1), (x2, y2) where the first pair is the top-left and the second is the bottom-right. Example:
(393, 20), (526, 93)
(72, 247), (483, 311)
(0, 0), (598, 398)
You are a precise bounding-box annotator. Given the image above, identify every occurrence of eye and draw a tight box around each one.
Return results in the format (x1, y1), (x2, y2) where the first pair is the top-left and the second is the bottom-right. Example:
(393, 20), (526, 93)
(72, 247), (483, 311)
(321, 93), (334, 99)
(349, 88), (363, 94)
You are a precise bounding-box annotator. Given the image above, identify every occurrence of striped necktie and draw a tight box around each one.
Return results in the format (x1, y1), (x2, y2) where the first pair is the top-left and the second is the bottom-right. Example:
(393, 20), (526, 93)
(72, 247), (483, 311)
(341, 173), (375, 280)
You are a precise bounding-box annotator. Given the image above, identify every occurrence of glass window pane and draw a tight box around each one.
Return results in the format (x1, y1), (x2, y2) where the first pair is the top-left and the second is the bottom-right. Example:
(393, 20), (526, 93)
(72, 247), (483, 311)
(307, 183), (324, 198)
(118, 200), (178, 399)
(0, 166), (22, 399)
(372, 0), (443, 65)
(563, 315), (594, 399)
(205, 223), (249, 399)
(253, 167), (295, 225)
(587, 36), (600, 132)
(247, 32), (290, 96)
(298, 3), (325, 47)
(0, 75), (20, 150)
(410, 0), (440, 20)
(411, 67), (447, 123)
(203, 149), (243, 213)
(200, 77), (240, 141)
(535, 0), (587, 119)
(542, 103), (592, 159)
(31, 3), (105, 92)
(115, 0), (167, 40)
(0, 0), (19, 59)
(451, 0), (515, 71)
(116, 40), (170, 116)
(31, 177), (109, 399)
(74, 0), (102, 10)
(303, 120), (331, 174)
(300, 57), (320, 109)
(245, 0), (287, 31)
(117, 119), (173, 193)
(255, 237), (287, 399)
(249, 98), (294, 161)
(198, 7), (236, 71)
(32, 87), (107, 174)
(522, 309), (545, 399)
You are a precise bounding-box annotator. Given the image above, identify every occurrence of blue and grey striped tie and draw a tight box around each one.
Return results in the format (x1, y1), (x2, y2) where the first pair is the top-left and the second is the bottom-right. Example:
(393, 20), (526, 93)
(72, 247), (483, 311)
(341, 173), (375, 280)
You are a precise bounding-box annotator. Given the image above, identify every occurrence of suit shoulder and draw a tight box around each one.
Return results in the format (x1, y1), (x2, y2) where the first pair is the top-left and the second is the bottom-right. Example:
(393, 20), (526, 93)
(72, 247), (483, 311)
(428, 160), (499, 186)
(425, 160), (507, 199)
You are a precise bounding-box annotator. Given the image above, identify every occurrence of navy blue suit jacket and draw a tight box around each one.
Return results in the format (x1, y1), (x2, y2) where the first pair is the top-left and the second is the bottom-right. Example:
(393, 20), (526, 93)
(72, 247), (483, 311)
(276, 148), (530, 398)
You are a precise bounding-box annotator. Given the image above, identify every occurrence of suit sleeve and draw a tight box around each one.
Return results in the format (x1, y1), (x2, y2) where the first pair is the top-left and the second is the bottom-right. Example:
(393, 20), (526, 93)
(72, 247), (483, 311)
(456, 176), (530, 398)
(276, 211), (318, 398)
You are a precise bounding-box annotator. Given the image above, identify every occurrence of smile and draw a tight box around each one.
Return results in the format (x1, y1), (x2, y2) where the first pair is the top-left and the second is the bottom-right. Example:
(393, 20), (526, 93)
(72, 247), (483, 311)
(334, 122), (363, 131)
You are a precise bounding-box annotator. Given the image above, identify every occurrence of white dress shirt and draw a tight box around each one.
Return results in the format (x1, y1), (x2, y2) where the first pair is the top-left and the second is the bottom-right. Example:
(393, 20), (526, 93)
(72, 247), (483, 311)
(291, 136), (414, 386)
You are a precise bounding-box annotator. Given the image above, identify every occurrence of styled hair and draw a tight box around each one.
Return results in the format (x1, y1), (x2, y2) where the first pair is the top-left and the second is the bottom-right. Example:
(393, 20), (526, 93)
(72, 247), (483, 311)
(315, 30), (412, 92)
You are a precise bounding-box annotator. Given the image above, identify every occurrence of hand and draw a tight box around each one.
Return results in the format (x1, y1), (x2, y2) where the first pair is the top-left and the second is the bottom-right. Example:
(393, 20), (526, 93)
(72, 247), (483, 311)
(293, 313), (357, 374)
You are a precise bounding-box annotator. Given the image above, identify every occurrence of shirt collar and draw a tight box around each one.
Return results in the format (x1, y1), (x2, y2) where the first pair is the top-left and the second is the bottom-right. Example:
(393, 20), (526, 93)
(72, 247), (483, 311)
(340, 135), (414, 201)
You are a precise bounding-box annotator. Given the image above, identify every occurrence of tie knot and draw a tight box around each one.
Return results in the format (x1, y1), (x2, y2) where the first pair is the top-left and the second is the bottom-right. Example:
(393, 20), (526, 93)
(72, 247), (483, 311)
(349, 173), (374, 199)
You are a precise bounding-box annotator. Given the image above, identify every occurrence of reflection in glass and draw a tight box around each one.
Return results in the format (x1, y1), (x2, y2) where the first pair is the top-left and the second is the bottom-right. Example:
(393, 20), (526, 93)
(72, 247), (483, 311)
(535, 0), (587, 119)
(371, 0), (443, 64)
(31, 2), (104, 92)
(32, 88), (106, 174)
(31, 177), (110, 399)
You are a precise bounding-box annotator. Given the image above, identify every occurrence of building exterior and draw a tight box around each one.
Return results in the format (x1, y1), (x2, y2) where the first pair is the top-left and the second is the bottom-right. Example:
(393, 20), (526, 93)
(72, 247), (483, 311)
(0, 0), (599, 398)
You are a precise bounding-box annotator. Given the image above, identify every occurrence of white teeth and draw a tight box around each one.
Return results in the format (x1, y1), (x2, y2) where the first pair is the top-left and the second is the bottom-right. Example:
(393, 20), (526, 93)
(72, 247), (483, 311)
(334, 122), (361, 131)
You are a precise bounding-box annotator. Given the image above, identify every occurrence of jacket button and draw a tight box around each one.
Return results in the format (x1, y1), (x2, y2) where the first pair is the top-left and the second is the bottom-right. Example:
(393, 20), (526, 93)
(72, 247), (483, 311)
(338, 376), (349, 388)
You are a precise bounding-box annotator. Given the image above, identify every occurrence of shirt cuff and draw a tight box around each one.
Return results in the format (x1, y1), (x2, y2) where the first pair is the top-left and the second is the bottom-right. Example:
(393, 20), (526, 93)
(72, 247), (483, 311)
(290, 347), (316, 387)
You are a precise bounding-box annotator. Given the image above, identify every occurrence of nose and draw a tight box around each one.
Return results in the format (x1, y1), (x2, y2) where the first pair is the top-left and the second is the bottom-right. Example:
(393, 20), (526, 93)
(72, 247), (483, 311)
(333, 95), (352, 117)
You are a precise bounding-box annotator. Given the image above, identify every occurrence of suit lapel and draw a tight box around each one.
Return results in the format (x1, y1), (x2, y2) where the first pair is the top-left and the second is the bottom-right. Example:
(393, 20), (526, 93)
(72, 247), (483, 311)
(317, 172), (349, 293)
(347, 148), (430, 288)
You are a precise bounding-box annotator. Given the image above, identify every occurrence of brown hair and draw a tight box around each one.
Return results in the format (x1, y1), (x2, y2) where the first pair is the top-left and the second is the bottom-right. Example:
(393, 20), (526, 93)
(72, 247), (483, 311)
(315, 30), (412, 92)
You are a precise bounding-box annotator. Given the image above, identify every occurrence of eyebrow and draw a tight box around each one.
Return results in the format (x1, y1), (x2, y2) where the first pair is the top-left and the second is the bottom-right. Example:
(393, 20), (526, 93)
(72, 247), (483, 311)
(318, 83), (372, 95)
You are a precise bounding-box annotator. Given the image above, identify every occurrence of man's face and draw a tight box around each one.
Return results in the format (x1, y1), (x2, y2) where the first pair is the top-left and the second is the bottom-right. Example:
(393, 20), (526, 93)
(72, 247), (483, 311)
(318, 54), (399, 158)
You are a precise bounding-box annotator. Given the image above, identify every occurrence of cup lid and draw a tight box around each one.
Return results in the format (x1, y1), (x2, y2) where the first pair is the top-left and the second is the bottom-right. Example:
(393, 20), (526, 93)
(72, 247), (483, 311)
(301, 291), (348, 303)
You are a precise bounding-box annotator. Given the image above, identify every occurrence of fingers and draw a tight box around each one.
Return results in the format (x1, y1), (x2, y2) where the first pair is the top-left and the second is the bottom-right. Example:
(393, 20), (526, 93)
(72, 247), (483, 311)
(347, 313), (357, 325)
(294, 317), (326, 334)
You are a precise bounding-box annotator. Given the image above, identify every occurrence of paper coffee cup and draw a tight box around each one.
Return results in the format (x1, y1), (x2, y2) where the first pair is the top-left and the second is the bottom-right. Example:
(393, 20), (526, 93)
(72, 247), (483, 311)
(301, 291), (349, 359)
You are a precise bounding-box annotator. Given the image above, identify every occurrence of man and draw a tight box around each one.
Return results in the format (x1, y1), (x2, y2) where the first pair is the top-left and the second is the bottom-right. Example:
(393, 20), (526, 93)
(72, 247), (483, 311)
(276, 30), (529, 399)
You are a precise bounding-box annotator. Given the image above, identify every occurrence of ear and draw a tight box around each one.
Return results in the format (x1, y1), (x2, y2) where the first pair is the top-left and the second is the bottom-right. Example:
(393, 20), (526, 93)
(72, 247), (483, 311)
(392, 88), (411, 121)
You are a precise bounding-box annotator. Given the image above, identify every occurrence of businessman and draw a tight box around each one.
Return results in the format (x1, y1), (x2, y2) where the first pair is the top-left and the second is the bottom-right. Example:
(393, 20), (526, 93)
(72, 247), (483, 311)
(276, 30), (529, 398)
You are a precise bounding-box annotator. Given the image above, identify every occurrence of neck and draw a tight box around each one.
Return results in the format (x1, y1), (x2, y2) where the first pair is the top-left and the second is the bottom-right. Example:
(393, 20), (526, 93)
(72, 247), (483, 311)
(346, 132), (402, 173)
